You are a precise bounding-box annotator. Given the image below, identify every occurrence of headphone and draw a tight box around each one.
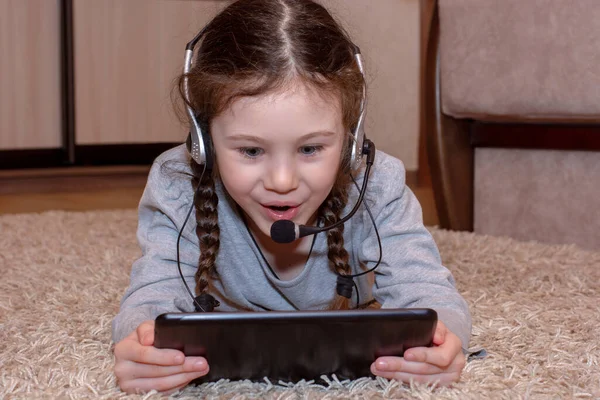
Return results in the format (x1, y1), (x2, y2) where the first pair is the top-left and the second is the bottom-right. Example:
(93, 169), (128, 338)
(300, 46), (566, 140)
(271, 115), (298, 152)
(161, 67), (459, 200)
(183, 27), (214, 170)
(177, 27), (381, 312)
(182, 31), (368, 173)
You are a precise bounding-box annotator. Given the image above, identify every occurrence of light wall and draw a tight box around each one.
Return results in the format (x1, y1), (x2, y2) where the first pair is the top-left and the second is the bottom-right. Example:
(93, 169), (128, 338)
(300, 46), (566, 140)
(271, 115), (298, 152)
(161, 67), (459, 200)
(321, 0), (420, 170)
(73, 0), (421, 169)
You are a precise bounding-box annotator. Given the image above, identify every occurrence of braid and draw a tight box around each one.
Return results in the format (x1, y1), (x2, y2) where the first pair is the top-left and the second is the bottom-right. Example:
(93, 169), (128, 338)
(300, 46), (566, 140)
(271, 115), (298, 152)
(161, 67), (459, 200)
(190, 161), (220, 296)
(320, 173), (353, 310)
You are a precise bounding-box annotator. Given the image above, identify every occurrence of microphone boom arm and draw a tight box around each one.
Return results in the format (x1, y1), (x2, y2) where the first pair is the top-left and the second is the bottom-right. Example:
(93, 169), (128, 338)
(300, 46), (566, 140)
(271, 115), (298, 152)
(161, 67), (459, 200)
(297, 139), (375, 239)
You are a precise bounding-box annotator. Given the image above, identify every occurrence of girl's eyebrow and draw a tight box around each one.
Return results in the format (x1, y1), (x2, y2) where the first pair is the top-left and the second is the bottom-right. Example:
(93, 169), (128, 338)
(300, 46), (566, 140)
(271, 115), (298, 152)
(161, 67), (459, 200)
(224, 134), (265, 143)
(301, 130), (338, 140)
(226, 130), (338, 143)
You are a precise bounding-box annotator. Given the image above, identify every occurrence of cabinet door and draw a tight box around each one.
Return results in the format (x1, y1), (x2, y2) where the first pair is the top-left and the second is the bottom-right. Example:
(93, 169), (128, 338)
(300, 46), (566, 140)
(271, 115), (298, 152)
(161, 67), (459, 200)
(73, 0), (419, 170)
(73, 0), (231, 145)
(0, 0), (62, 150)
(321, 0), (420, 170)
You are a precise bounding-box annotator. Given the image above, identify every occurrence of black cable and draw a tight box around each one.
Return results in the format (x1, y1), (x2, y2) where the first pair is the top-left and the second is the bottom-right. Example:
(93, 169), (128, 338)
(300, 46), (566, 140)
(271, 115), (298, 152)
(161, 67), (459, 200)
(349, 174), (383, 278)
(176, 163), (208, 312)
(348, 174), (383, 309)
(243, 214), (319, 311)
(244, 216), (318, 281)
(176, 166), (382, 312)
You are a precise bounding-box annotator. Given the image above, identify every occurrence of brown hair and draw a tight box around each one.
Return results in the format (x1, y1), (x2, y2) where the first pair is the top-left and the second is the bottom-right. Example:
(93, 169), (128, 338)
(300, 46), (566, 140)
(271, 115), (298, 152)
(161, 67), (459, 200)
(178, 0), (364, 309)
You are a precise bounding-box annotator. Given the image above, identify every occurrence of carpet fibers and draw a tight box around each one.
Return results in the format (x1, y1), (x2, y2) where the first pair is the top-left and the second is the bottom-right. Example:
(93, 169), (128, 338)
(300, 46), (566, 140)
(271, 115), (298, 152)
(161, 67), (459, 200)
(0, 210), (598, 399)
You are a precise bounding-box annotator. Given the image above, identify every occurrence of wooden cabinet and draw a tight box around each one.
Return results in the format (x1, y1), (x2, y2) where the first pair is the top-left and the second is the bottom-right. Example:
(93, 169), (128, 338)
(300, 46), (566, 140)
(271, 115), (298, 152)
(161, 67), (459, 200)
(0, 0), (62, 150)
(72, 0), (419, 168)
(73, 0), (229, 145)
(0, 0), (420, 171)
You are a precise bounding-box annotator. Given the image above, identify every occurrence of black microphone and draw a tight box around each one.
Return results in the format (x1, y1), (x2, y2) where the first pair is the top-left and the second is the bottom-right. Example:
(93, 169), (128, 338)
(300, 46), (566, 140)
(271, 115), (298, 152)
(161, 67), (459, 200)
(270, 139), (375, 244)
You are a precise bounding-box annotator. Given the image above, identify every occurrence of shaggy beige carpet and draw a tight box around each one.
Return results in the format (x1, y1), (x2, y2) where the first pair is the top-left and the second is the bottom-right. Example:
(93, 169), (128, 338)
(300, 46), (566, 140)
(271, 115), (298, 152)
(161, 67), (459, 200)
(0, 210), (599, 399)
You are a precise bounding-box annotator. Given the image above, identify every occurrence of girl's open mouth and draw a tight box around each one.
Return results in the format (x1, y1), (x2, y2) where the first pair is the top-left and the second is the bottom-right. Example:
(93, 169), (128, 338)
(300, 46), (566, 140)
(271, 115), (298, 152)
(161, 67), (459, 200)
(262, 204), (299, 221)
(269, 205), (291, 212)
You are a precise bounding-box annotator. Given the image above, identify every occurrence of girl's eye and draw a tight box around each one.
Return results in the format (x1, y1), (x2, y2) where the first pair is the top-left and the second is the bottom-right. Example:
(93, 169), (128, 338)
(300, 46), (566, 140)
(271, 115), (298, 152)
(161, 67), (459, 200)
(299, 145), (323, 156)
(239, 147), (263, 158)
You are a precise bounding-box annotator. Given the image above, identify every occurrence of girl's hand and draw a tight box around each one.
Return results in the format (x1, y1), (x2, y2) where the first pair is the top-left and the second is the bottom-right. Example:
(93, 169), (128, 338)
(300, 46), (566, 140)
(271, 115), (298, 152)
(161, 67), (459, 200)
(371, 320), (465, 386)
(113, 320), (210, 394)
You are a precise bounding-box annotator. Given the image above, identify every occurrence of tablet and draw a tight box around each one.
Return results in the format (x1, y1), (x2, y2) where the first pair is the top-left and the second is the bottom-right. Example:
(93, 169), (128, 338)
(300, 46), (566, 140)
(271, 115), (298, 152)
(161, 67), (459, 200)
(154, 308), (437, 382)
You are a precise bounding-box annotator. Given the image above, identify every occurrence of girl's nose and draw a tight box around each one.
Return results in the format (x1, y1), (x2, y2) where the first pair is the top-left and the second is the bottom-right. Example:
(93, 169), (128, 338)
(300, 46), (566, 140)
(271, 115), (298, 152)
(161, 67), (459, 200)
(264, 159), (299, 194)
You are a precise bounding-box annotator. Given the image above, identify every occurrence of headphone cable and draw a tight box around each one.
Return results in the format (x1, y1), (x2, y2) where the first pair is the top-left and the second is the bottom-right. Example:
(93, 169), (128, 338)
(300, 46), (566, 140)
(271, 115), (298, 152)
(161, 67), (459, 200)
(348, 174), (383, 309)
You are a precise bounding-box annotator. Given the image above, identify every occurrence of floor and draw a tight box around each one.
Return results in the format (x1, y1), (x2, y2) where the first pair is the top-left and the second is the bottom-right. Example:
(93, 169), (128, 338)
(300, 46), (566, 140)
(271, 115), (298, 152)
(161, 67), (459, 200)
(0, 167), (439, 226)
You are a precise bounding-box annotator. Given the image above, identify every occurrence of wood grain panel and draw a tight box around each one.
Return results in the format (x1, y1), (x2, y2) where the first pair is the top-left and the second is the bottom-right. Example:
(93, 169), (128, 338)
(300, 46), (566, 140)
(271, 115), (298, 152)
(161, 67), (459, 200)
(73, 0), (421, 172)
(73, 0), (231, 145)
(0, 0), (62, 150)
(321, 0), (421, 170)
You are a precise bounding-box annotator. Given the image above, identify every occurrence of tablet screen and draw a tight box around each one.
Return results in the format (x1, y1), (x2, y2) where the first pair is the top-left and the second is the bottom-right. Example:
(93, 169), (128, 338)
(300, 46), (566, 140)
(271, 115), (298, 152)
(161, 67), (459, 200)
(154, 308), (437, 382)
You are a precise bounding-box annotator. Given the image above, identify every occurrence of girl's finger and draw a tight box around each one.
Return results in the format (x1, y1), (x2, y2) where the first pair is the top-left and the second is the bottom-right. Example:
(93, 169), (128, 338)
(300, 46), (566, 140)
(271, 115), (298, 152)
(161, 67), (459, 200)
(372, 357), (444, 376)
(163, 381), (193, 396)
(117, 357), (208, 380)
(115, 338), (185, 366)
(119, 370), (210, 395)
(404, 333), (463, 368)
(433, 321), (447, 345)
(369, 370), (461, 387)
(136, 321), (156, 346)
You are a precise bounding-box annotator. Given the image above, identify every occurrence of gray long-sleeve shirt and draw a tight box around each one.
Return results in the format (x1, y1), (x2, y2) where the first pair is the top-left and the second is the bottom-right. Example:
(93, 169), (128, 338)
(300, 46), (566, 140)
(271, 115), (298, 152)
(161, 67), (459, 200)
(112, 145), (472, 347)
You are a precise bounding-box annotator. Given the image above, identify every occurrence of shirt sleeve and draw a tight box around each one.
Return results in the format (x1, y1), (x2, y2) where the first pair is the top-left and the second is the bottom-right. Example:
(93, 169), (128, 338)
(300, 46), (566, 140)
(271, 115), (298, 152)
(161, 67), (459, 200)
(361, 155), (472, 349)
(111, 159), (199, 344)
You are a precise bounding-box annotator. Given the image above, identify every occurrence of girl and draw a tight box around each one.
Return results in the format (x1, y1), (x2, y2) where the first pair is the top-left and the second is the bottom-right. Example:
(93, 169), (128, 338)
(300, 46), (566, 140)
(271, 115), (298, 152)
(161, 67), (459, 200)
(112, 0), (471, 394)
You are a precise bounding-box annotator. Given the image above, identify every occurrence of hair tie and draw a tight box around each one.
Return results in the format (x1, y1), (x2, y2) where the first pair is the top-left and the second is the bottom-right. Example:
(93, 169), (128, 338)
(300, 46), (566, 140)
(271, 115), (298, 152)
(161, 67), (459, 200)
(336, 275), (354, 299)
(194, 293), (220, 312)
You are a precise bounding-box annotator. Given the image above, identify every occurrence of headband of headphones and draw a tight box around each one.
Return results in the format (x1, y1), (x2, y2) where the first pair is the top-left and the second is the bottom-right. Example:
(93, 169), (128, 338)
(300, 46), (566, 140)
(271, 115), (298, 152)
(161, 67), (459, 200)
(183, 28), (367, 172)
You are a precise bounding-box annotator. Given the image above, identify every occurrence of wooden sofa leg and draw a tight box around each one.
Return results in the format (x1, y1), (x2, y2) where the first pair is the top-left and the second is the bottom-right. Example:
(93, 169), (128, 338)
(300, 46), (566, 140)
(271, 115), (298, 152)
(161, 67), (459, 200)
(428, 115), (474, 231)
(421, 0), (474, 231)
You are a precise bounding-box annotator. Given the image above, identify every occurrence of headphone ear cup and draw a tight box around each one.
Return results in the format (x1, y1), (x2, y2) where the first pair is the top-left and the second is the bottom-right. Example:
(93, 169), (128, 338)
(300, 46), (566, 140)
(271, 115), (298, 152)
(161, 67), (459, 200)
(349, 126), (365, 172)
(186, 114), (213, 171)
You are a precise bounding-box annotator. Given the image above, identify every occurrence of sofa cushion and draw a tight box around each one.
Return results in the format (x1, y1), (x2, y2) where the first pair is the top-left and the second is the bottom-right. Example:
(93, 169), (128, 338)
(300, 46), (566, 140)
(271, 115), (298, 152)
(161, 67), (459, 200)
(439, 0), (600, 121)
(474, 148), (600, 250)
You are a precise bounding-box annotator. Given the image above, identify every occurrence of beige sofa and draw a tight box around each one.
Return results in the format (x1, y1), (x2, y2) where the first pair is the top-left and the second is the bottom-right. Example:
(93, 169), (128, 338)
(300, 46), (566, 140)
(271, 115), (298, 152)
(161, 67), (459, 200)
(421, 0), (600, 250)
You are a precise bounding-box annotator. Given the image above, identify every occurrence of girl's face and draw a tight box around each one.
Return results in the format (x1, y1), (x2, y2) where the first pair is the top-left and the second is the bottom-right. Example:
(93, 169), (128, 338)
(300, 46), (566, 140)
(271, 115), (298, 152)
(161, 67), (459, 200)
(211, 82), (346, 240)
